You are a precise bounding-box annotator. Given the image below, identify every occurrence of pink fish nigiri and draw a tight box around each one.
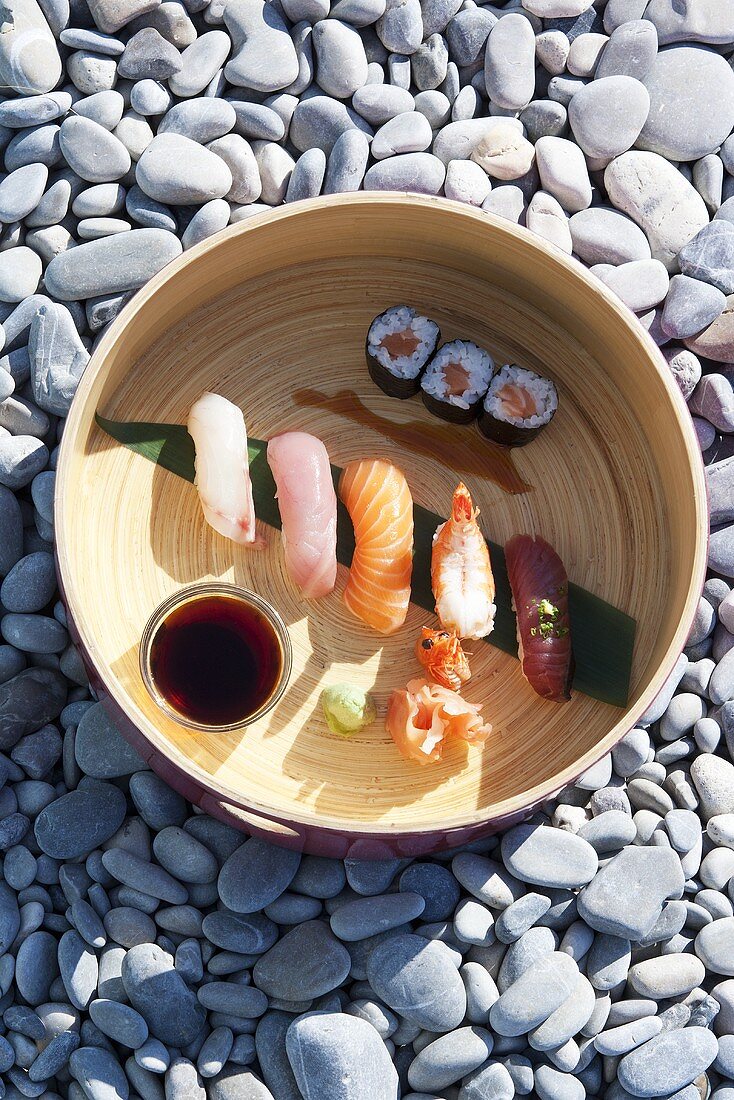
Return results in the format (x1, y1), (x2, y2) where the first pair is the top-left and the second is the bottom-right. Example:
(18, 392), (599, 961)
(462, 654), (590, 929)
(267, 431), (337, 598)
(187, 392), (257, 545)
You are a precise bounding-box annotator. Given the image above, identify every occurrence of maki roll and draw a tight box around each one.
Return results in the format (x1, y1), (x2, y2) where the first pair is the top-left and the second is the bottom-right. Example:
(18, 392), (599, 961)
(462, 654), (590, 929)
(479, 364), (558, 447)
(366, 305), (440, 399)
(420, 340), (494, 424)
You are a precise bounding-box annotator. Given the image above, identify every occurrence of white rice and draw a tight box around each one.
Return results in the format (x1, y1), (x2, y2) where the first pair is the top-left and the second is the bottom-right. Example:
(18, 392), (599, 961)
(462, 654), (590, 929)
(483, 364), (558, 427)
(367, 305), (440, 380)
(420, 340), (494, 410)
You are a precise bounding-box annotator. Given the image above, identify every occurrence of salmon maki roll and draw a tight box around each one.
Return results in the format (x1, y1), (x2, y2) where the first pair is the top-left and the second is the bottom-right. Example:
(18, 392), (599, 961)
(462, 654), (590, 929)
(505, 534), (573, 702)
(338, 458), (414, 635)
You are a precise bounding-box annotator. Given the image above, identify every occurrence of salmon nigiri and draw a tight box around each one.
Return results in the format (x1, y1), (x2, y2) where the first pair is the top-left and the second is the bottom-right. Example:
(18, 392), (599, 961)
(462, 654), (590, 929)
(505, 534), (573, 702)
(267, 431), (337, 599)
(187, 392), (257, 544)
(338, 458), (413, 635)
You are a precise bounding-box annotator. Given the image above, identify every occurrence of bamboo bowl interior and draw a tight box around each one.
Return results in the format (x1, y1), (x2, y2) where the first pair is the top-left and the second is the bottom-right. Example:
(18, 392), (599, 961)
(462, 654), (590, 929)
(56, 195), (707, 839)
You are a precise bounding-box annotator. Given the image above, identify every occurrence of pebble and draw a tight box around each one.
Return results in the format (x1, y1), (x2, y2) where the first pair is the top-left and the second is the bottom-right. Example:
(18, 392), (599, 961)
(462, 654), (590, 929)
(136, 133), (232, 203)
(408, 1026), (494, 1091)
(638, 45), (734, 161)
(121, 942), (205, 1045)
(484, 13), (536, 110)
(312, 19), (368, 98)
(169, 31), (231, 97)
(253, 920), (350, 998)
(37, 777), (126, 857)
(696, 917), (734, 975)
(534, 135), (592, 211)
(470, 119), (535, 180)
(376, 0), (423, 54)
(217, 837), (300, 913)
(44, 229), (182, 300)
(609, 155), (709, 276)
(224, 0), (299, 91)
(500, 823), (598, 889)
(286, 1012), (398, 1099)
(568, 75), (649, 160)
(618, 1027), (718, 1097)
(372, 110), (432, 158)
(490, 951), (579, 1036)
(679, 220), (734, 295)
(363, 151), (445, 193)
(661, 274), (727, 339)
(577, 845), (684, 940)
(367, 933), (466, 1031)
(59, 117), (132, 183)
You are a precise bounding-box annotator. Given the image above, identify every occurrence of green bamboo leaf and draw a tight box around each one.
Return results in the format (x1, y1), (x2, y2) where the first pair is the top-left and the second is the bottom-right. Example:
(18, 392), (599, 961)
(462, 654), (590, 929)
(95, 413), (636, 707)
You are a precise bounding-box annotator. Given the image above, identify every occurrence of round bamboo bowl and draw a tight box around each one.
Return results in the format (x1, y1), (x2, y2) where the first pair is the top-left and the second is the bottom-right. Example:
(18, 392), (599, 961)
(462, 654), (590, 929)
(55, 194), (708, 857)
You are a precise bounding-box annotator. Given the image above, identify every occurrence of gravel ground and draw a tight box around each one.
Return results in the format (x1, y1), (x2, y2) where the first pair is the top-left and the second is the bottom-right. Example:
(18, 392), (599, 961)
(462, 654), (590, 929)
(2, 0), (734, 1098)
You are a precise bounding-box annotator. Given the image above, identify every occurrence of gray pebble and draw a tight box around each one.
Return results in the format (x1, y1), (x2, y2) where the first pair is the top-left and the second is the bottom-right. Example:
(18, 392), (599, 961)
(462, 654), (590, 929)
(285, 148), (326, 201)
(618, 1026), (718, 1097)
(0, 164), (49, 223)
(169, 31), (232, 98)
(371, 110), (432, 158)
(313, 19), (368, 98)
(286, 1011), (399, 1100)
(363, 151), (445, 192)
(136, 133), (232, 203)
(44, 229), (181, 300)
(484, 13), (535, 110)
(501, 824), (598, 889)
(224, 0), (298, 91)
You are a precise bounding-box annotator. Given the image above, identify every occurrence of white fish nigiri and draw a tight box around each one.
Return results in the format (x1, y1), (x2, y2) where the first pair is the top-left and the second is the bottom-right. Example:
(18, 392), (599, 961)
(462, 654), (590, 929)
(187, 392), (257, 545)
(267, 431), (337, 598)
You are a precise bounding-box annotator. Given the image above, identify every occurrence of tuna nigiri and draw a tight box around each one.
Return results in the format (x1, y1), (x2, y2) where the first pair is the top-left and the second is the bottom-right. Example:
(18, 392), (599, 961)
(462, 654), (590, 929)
(338, 458), (413, 635)
(431, 483), (495, 640)
(387, 677), (491, 765)
(187, 392), (257, 544)
(266, 431), (337, 599)
(505, 534), (573, 702)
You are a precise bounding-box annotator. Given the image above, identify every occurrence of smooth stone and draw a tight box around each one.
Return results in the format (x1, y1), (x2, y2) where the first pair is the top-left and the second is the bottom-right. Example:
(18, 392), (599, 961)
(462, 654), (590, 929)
(638, 45), (734, 161)
(618, 1027), (718, 1097)
(34, 781), (126, 859)
(490, 952), (579, 1037)
(122, 943), (205, 1045)
(408, 1026), (493, 1092)
(484, 13), (535, 110)
(197, 983), (268, 1018)
(577, 845), (684, 940)
(169, 31), (232, 98)
(321, 128), (369, 194)
(58, 929), (98, 1010)
(434, 116), (525, 165)
(207, 134), (261, 203)
(44, 229), (182, 300)
(661, 273), (726, 339)
(130, 78), (172, 115)
(695, 917), (734, 975)
(691, 754), (734, 818)
(568, 75), (649, 159)
(72, 184), (126, 219)
(585, 933), (631, 991)
(330, 0), (385, 24)
(290, 95), (371, 154)
(685, 295), (734, 361)
(75, 704), (146, 778)
(534, 135), (591, 212)
(367, 934), (466, 1032)
(58, 116), (126, 184)
(202, 910), (278, 953)
(0, 0), (62, 95)
(470, 119), (535, 180)
(136, 133), (231, 203)
(596, 259), (670, 311)
(284, 148), (326, 202)
(66, 50), (118, 94)
(218, 837), (300, 913)
(500, 824), (598, 889)
(376, 0), (423, 54)
(595, 18), (658, 79)
(0, 435), (46, 491)
(679, 221), (734, 295)
(117, 27), (182, 79)
(251, 920), (349, 999)
(15, 929), (58, 1004)
(156, 98), (234, 144)
(351, 84), (414, 126)
(628, 953), (705, 998)
(411, 33), (448, 91)
(520, 98), (568, 142)
(643, 0), (734, 45)
(181, 199), (230, 248)
(73, 90), (125, 130)
(286, 1012), (399, 1100)
(528, 973), (596, 1053)
(0, 164), (49, 223)
(363, 152), (445, 193)
(0, 667), (66, 749)
(444, 159), (491, 205)
(446, 4), (495, 64)
(604, 151), (709, 271)
(60, 27), (124, 53)
(0, 249), (42, 303)
(0, 92), (71, 127)
(224, 0), (299, 91)
(312, 19), (368, 98)
(29, 303), (90, 417)
(371, 111), (432, 158)
(229, 100), (288, 142)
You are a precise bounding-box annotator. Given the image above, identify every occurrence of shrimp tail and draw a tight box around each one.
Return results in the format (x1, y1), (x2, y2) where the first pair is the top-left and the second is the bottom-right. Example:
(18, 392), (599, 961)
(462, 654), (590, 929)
(452, 482), (475, 523)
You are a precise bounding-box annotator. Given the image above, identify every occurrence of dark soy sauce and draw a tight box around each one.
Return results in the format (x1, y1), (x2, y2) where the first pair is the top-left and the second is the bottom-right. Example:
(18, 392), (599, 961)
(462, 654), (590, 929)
(149, 595), (283, 727)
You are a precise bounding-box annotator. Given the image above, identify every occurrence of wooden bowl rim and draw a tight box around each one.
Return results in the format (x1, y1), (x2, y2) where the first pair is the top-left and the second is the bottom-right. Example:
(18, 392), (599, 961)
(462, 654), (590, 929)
(55, 193), (709, 834)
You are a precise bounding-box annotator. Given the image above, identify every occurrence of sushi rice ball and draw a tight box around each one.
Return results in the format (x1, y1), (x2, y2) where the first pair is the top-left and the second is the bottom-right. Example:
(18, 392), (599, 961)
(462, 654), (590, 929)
(420, 339), (495, 424)
(479, 364), (558, 446)
(366, 305), (441, 399)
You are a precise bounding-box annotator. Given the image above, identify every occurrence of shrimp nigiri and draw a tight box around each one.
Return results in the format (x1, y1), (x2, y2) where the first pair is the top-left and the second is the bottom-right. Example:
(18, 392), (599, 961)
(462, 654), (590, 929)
(431, 482), (495, 640)
(267, 431), (337, 599)
(338, 458), (413, 635)
(505, 534), (573, 702)
(187, 392), (257, 544)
